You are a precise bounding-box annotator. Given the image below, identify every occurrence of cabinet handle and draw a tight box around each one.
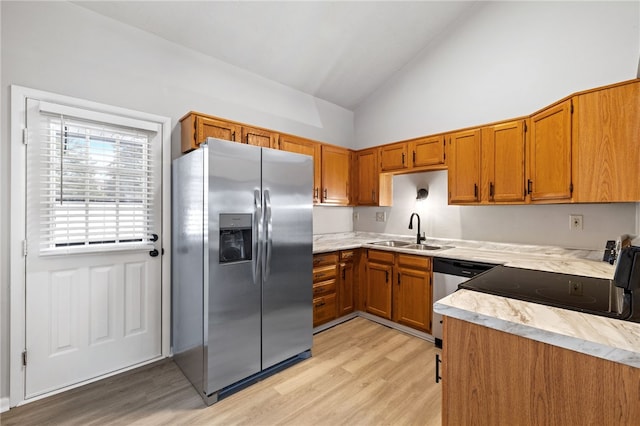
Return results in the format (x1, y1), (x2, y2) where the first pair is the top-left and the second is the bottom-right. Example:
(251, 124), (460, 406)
(385, 270), (389, 283)
(315, 301), (326, 308)
(527, 179), (533, 194)
(401, 152), (405, 165)
(489, 182), (494, 199)
(412, 151), (416, 163)
(314, 188), (319, 199)
(397, 272), (400, 284)
(246, 134), (249, 144)
(372, 190), (376, 202)
(232, 131), (236, 141)
(324, 188), (328, 199)
(435, 354), (442, 383)
(474, 183), (478, 199)
(342, 267), (346, 280)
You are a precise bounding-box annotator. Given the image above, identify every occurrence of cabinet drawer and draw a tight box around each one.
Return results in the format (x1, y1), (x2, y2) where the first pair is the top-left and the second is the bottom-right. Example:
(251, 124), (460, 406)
(313, 279), (336, 297)
(397, 254), (431, 270)
(340, 250), (355, 261)
(367, 249), (395, 264)
(313, 252), (338, 267)
(313, 264), (336, 282)
(313, 294), (337, 327)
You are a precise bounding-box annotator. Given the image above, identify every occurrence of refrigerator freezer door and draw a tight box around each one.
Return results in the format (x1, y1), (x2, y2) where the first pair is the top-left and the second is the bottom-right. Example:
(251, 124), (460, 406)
(261, 148), (313, 369)
(206, 140), (262, 394)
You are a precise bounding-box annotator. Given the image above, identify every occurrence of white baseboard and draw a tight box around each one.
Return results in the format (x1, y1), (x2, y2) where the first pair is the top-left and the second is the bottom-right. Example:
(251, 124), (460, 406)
(1, 397), (10, 413)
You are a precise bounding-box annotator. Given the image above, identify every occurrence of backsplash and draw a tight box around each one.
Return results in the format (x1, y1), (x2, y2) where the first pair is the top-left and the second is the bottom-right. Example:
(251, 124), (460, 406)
(353, 171), (638, 250)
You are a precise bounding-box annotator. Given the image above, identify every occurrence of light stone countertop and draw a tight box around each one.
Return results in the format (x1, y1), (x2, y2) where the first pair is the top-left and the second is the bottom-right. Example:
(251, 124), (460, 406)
(314, 232), (639, 368)
(434, 290), (640, 368)
(313, 232), (615, 279)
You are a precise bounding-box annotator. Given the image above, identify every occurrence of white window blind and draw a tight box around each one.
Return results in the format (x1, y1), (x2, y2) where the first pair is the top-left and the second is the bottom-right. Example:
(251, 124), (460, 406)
(38, 107), (157, 254)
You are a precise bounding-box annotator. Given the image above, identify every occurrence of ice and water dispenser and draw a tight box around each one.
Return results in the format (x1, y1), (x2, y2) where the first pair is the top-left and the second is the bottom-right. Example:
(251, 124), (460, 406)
(219, 214), (252, 263)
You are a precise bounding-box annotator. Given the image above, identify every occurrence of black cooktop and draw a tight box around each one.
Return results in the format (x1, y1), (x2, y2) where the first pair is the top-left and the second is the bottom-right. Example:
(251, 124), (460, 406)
(459, 266), (632, 321)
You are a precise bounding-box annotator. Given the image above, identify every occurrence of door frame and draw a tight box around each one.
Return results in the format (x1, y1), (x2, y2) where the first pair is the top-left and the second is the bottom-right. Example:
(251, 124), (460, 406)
(9, 86), (172, 407)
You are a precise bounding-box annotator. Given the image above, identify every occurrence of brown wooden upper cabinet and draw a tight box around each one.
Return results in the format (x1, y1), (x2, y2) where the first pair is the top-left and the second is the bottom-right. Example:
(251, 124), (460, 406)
(572, 80), (640, 202)
(181, 113), (242, 152)
(279, 134), (322, 203)
(242, 126), (278, 149)
(481, 120), (526, 203)
(528, 100), (573, 202)
(320, 145), (351, 205)
(354, 148), (392, 206)
(410, 135), (446, 169)
(447, 128), (481, 204)
(380, 142), (409, 172)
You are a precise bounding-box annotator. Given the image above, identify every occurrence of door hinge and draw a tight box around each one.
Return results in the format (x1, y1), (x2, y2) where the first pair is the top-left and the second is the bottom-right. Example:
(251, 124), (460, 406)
(22, 350), (27, 366)
(22, 128), (28, 145)
(22, 240), (28, 256)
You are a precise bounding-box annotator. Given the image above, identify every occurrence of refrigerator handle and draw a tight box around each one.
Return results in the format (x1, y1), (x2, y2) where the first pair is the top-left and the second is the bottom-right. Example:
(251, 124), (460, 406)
(254, 189), (262, 284)
(263, 189), (273, 282)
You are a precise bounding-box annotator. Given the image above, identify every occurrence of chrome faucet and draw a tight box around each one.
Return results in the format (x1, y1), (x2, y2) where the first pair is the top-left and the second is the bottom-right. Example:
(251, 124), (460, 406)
(408, 213), (426, 244)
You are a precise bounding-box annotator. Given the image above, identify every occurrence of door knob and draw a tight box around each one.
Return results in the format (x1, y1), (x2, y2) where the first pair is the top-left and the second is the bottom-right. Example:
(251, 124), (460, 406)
(149, 249), (159, 257)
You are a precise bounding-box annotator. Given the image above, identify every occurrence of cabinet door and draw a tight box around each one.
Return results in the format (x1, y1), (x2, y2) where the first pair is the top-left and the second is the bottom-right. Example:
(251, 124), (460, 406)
(574, 81), (640, 202)
(313, 294), (337, 327)
(196, 116), (241, 145)
(321, 145), (350, 205)
(411, 135), (445, 167)
(485, 120), (526, 203)
(529, 100), (573, 202)
(355, 148), (378, 205)
(365, 261), (393, 320)
(395, 266), (431, 332)
(242, 126), (277, 148)
(279, 135), (321, 203)
(338, 261), (355, 316)
(447, 129), (481, 204)
(380, 143), (408, 171)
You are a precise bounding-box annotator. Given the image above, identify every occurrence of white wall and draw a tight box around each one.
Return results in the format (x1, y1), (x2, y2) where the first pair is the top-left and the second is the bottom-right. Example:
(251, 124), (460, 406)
(353, 1), (640, 250)
(0, 1), (354, 404)
(355, 1), (640, 147)
(355, 171), (638, 250)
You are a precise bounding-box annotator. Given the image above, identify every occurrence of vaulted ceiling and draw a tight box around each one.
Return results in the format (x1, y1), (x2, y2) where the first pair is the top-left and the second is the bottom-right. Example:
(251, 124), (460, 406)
(73, 1), (480, 110)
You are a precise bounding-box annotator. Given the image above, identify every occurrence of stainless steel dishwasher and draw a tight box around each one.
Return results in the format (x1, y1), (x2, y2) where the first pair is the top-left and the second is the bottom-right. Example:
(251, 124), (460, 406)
(432, 258), (497, 348)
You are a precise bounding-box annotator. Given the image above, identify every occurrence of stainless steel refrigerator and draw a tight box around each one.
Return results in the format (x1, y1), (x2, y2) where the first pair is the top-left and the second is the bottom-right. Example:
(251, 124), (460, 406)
(172, 138), (313, 405)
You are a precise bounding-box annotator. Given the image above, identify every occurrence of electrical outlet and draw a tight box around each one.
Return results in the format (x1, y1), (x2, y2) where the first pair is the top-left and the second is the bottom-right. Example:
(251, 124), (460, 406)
(375, 211), (386, 222)
(353, 212), (359, 221)
(569, 214), (583, 231)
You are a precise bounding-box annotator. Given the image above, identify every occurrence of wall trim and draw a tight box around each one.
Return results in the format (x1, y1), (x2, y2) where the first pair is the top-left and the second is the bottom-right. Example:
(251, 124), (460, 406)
(9, 85), (172, 407)
(1, 397), (10, 413)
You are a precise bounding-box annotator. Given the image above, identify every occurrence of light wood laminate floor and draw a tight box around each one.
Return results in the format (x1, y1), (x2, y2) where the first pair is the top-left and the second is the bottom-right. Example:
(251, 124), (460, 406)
(1, 317), (442, 425)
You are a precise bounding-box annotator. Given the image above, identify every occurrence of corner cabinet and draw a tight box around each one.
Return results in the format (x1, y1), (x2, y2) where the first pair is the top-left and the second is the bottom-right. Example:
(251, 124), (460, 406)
(354, 148), (392, 206)
(528, 100), (573, 202)
(320, 145), (351, 205)
(447, 128), (481, 204)
(441, 317), (640, 425)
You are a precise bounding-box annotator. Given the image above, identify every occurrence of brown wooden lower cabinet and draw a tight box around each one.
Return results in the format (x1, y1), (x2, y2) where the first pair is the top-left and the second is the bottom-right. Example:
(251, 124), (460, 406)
(442, 316), (640, 425)
(313, 250), (358, 327)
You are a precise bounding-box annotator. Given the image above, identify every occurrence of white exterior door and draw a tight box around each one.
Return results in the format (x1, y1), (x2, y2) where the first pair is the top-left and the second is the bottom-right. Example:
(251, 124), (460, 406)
(23, 98), (163, 399)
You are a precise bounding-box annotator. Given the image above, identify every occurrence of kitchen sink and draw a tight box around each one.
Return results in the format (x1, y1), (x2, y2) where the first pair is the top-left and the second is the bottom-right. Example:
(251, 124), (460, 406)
(369, 240), (413, 247)
(404, 244), (446, 251)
